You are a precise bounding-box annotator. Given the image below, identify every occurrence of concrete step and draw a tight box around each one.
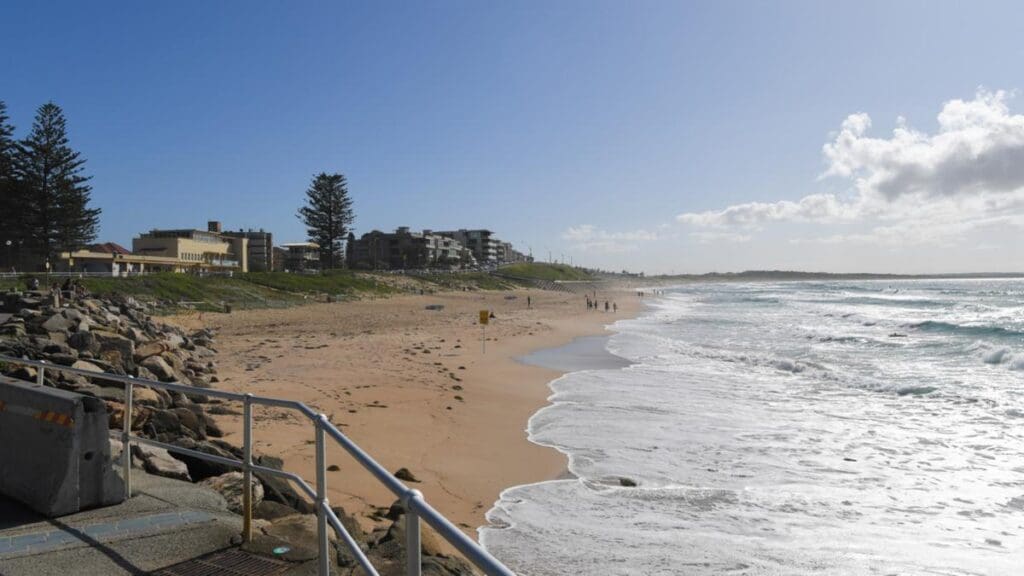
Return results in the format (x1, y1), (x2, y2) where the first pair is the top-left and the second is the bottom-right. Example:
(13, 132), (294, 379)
(0, 470), (245, 575)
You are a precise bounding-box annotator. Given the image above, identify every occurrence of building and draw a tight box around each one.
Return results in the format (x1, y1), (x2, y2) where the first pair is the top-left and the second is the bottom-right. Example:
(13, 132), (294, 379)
(347, 227), (469, 270)
(57, 249), (186, 275)
(271, 246), (288, 272)
(132, 221), (249, 273)
(496, 241), (529, 264)
(435, 229), (499, 264)
(223, 228), (274, 272)
(282, 242), (320, 272)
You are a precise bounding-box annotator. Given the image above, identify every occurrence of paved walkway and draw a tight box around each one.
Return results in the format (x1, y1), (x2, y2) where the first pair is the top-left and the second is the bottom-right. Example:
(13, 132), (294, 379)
(0, 470), (242, 575)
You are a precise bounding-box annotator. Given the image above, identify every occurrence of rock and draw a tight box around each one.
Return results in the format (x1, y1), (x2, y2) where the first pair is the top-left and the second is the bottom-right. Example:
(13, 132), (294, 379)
(94, 330), (136, 372)
(132, 386), (166, 408)
(71, 360), (104, 373)
(330, 505), (365, 544)
(200, 471), (263, 514)
(255, 500), (302, 521)
(68, 330), (100, 355)
(41, 313), (73, 333)
(7, 365), (37, 382)
(244, 513), (335, 562)
(134, 341), (168, 362)
(394, 468), (420, 483)
(253, 455), (316, 514)
(171, 406), (207, 439)
(146, 409), (181, 435)
(131, 443), (191, 481)
(47, 353), (79, 366)
(385, 513), (446, 557)
(161, 351), (186, 374)
(141, 355), (176, 382)
(618, 477), (637, 487)
(172, 438), (237, 480)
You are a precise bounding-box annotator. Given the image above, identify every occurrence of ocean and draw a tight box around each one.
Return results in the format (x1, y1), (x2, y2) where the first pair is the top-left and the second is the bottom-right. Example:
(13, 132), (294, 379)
(480, 279), (1024, 575)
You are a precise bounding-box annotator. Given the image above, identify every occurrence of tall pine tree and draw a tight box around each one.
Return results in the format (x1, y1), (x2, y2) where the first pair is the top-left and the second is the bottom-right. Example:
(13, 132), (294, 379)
(0, 101), (21, 269)
(297, 172), (355, 270)
(14, 102), (101, 268)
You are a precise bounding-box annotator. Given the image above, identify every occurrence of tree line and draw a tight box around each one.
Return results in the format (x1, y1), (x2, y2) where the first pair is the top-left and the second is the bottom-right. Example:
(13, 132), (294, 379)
(0, 101), (101, 271)
(0, 98), (354, 273)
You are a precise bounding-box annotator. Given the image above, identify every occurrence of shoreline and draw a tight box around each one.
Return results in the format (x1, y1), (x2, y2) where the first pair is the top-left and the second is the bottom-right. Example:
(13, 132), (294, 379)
(184, 287), (642, 538)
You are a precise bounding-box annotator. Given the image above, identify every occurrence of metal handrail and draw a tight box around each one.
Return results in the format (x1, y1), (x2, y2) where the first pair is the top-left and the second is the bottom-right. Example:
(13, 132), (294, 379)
(0, 354), (516, 576)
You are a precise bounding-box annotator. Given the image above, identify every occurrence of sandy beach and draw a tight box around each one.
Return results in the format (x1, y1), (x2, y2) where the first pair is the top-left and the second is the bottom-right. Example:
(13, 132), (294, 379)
(180, 287), (640, 538)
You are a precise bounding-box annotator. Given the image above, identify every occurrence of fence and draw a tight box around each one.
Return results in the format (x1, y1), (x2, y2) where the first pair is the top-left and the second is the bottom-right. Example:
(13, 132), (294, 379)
(0, 354), (515, 576)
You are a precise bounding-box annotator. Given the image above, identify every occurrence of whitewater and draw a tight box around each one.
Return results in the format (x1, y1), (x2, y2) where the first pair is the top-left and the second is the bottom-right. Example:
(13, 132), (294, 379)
(481, 279), (1024, 575)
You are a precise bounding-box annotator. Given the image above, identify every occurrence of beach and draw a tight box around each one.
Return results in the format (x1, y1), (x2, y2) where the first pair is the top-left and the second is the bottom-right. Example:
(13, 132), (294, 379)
(184, 287), (640, 536)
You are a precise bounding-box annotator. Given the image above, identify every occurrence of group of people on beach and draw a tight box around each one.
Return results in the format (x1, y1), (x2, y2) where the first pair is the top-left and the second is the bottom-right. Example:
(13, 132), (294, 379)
(585, 294), (616, 313)
(637, 289), (664, 298)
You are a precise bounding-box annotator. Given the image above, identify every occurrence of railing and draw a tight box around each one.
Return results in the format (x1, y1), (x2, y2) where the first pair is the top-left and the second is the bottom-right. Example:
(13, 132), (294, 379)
(0, 354), (515, 576)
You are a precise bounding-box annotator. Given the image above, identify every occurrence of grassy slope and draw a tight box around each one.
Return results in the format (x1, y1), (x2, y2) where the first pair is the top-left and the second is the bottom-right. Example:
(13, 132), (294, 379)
(0, 269), (519, 311)
(498, 262), (594, 281)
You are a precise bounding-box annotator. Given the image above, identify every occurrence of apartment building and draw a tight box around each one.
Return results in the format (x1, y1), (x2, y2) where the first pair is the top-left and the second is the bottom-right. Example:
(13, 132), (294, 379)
(223, 228), (274, 272)
(282, 242), (320, 272)
(347, 227), (469, 269)
(435, 229), (499, 263)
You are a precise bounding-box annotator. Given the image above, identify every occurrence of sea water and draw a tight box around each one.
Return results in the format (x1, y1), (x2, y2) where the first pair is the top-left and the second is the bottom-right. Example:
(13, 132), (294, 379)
(481, 279), (1024, 575)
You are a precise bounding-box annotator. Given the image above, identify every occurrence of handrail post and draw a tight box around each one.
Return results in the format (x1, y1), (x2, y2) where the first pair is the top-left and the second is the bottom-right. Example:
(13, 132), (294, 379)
(122, 376), (134, 499)
(242, 393), (254, 543)
(404, 490), (423, 576)
(315, 414), (330, 576)
(36, 360), (45, 386)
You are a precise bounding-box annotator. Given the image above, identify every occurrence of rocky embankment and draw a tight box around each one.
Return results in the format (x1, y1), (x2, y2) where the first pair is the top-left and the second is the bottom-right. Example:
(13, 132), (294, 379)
(0, 289), (476, 575)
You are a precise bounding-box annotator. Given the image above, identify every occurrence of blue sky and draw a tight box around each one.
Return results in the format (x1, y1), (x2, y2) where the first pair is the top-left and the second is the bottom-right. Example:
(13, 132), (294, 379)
(3, 1), (1024, 274)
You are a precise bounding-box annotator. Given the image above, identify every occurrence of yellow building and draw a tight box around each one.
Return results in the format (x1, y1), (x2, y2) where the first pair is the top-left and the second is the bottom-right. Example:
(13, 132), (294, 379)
(131, 221), (249, 273)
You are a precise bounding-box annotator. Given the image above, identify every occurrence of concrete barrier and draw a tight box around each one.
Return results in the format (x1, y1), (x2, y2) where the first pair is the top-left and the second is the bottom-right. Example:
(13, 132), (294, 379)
(0, 375), (124, 516)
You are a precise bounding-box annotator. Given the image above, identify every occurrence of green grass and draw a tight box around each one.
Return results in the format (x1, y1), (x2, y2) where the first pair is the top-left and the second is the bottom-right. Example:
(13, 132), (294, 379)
(498, 262), (594, 281)
(240, 271), (393, 296)
(0, 272), (394, 312)
(412, 272), (522, 291)
(0, 267), (543, 313)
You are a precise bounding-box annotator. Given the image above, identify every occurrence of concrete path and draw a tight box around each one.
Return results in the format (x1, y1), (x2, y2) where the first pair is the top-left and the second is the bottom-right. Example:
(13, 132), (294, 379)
(0, 470), (244, 575)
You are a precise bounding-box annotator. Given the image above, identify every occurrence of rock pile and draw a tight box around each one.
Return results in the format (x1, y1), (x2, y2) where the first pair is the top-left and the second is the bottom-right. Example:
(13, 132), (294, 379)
(0, 289), (317, 512)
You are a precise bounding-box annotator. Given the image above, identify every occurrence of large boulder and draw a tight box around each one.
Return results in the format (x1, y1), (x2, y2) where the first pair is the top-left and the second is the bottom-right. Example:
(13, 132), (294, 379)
(131, 443), (191, 481)
(200, 471), (263, 514)
(171, 438), (238, 480)
(71, 359), (104, 373)
(134, 341), (168, 362)
(254, 454), (315, 514)
(68, 330), (100, 355)
(41, 313), (74, 333)
(94, 330), (136, 373)
(141, 355), (176, 382)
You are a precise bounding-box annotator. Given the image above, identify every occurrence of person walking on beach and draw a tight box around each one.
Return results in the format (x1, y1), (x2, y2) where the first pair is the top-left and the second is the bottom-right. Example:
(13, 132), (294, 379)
(604, 300), (609, 312)
(613, 302), (617, 313)
(527, 296), (532, 309)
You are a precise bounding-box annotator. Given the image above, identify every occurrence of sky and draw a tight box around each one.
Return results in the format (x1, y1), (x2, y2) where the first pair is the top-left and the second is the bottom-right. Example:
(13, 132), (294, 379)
(3, 1), (1024, 274)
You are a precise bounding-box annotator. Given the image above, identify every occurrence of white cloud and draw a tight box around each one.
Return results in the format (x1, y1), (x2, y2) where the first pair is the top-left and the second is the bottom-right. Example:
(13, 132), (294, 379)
(562, 224), (658, 253)
(676, 89), (1024, 245)
(677, 193), (859, 228)
(689, 231), (752, 244)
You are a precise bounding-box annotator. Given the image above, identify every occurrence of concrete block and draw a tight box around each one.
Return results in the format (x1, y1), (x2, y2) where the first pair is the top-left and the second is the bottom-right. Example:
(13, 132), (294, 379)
(0, 375), (125, 516)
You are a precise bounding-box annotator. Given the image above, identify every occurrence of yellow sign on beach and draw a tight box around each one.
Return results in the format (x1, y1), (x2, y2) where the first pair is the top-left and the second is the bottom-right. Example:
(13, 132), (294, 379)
(479, 310), (489, 325)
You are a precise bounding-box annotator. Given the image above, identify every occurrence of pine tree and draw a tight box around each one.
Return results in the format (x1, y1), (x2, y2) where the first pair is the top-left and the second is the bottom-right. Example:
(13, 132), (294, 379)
(14, 102), (101, 268)
(0, 101), (21, 269)
(297, 172), (355, 270)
